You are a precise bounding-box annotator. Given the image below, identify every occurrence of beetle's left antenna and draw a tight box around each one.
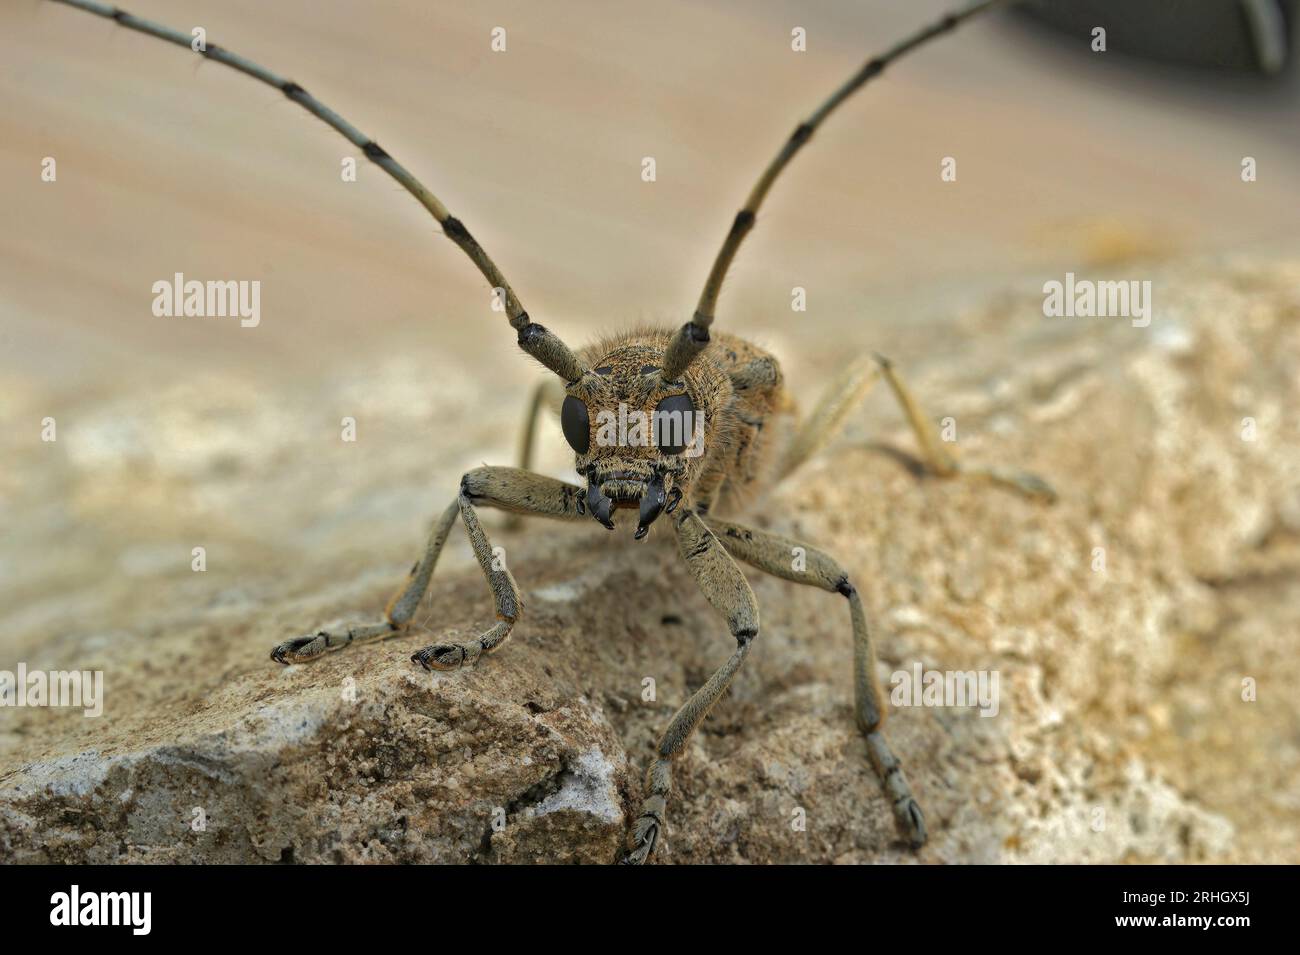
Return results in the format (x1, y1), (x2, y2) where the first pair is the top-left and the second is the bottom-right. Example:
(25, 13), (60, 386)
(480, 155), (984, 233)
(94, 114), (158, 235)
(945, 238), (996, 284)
(47, 0), (587, 384)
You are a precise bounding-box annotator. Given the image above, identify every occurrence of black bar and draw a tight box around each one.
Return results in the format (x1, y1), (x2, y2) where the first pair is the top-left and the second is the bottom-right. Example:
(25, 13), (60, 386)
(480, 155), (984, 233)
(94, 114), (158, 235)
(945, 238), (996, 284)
(0, 864), (1272, 941)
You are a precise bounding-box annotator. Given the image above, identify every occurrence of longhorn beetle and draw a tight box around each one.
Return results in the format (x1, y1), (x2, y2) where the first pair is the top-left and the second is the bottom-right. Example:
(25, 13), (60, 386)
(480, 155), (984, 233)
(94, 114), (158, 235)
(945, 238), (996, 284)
(49, 0), (1054, 863)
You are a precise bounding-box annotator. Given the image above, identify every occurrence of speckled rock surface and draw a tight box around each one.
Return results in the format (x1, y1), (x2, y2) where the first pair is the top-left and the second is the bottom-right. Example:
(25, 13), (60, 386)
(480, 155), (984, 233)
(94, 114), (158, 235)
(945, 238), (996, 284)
(1, 260), (1297, 864)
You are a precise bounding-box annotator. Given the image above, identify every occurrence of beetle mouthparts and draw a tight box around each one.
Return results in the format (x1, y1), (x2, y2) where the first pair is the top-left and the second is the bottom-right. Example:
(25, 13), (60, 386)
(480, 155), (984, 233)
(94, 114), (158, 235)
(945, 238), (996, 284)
(586, 481), (615, 530)
(634, 475), (668, 540)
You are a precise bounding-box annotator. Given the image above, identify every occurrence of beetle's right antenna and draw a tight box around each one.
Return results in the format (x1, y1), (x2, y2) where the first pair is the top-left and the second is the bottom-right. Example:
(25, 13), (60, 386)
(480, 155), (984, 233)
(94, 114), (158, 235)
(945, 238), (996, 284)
(46, 0), (588, 384)
(661, 0), (1006, 382)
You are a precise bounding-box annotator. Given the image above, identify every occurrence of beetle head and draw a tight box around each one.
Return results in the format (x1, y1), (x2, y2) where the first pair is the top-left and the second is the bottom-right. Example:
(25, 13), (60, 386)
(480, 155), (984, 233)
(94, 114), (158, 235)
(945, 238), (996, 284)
(562, 344), (713, 539)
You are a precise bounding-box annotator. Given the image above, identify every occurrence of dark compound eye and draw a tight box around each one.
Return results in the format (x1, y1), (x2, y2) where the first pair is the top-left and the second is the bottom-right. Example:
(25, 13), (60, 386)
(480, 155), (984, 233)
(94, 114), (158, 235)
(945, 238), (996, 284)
(561, 395), (590, 454)
(653, 393), (696, 455)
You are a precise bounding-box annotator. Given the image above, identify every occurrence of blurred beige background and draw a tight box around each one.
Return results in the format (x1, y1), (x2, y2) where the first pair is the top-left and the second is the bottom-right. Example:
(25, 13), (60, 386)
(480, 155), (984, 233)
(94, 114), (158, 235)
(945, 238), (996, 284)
(5, 0), (1300, 377)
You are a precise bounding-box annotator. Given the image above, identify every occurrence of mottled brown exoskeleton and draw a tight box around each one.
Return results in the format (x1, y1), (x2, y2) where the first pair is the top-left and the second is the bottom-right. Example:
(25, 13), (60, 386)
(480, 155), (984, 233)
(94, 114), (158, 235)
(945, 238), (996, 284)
(56, 0), (1053, 863)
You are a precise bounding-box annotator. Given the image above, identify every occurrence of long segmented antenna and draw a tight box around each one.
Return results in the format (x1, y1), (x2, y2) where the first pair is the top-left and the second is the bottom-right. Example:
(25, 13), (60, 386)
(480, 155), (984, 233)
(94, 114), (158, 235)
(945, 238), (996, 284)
(661, 0), (1005, 382)
(47, 0), (587, 383)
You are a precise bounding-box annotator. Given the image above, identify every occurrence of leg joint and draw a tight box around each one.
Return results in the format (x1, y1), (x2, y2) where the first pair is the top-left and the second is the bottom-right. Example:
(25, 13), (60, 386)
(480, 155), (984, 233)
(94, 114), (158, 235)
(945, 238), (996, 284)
(517, 321), (546, 348)
(683, 318), (711, 345)
(460, 467), (493, 501)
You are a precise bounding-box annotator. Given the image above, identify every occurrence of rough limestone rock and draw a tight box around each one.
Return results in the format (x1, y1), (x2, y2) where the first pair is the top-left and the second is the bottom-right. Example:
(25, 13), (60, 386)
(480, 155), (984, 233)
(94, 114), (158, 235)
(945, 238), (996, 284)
(1, 260), (1297, 864)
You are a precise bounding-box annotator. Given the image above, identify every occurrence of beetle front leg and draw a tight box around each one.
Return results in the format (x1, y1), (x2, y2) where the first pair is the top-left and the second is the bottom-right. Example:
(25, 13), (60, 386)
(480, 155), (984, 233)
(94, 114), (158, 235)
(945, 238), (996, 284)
(624, 507), (759, 864)
(270, 498), (461, 664)
(409, 488), (521, 670)
(410, 467), (586, 669)
(704, 515), (926, 849)
(272, 467), (585, 666)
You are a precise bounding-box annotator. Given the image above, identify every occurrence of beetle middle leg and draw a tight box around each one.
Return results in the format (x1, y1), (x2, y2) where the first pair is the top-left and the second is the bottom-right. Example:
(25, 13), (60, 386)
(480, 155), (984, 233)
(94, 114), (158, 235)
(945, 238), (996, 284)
(271, 466), (585, 665)
(505, 378), (566, 532)
(703, 515), (928, 850)
(624, 507), (759, 864)
(778, 352), (1056, 502)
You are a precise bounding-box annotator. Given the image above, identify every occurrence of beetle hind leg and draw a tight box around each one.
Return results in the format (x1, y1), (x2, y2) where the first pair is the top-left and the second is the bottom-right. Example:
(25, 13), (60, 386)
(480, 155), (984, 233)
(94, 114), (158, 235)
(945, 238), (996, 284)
(779, 351), (1056, 503)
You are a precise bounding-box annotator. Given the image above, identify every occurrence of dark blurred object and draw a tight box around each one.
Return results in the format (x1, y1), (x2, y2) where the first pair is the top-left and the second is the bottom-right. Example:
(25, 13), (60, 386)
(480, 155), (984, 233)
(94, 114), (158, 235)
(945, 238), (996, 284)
(1020, 0), (1296, 73)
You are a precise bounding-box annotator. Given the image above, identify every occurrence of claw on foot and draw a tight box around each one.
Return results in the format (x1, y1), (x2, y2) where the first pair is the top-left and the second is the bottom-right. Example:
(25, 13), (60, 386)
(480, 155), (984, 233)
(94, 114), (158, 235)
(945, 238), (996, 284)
(898, 796), (927, 850)
(865, 729), (928, 850)
(411, 642), (478, 671)
(997, 470), (1057, 503)
(965, 465), (1057, 504)
(622, 813), (661, 865)
(271, 633), (327, 665)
